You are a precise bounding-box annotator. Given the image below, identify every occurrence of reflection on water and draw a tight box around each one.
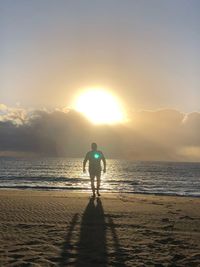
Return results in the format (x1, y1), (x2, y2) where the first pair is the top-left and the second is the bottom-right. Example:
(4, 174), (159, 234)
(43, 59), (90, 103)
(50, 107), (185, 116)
(0, 157), (200, 196)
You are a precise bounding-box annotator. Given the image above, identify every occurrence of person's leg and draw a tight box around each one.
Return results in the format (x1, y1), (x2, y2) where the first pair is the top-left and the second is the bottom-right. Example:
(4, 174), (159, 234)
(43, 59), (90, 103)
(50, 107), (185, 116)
(96, 172), (101, 196)
(90, 174), (95, 196)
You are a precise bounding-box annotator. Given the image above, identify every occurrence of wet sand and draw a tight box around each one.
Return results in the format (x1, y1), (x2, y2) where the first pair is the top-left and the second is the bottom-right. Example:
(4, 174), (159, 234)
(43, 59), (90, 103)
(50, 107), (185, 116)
(0, 190), (200, 267)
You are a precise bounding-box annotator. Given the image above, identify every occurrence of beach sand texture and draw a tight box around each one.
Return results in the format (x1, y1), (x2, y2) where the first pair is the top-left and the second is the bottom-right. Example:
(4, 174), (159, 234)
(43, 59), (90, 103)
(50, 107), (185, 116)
(0, 190), (200, 267)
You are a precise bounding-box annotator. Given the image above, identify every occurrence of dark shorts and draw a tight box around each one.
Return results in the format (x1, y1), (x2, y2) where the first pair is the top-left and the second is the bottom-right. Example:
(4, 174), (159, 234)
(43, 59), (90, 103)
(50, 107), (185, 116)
(89, 168), (101, 177)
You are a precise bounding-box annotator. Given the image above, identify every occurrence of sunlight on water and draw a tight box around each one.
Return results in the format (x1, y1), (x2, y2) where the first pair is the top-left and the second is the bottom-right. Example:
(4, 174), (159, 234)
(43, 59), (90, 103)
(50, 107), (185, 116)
(0, 158), (200, 197)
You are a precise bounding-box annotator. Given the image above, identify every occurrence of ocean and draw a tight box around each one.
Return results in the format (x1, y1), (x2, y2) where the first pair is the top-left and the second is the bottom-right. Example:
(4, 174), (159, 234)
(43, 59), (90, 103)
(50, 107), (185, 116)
(0, 157), (199, 197)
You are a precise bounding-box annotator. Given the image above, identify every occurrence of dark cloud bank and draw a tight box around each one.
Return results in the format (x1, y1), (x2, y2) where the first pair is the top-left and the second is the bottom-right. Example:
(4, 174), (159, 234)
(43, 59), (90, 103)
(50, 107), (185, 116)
(0, 106), (200, 162)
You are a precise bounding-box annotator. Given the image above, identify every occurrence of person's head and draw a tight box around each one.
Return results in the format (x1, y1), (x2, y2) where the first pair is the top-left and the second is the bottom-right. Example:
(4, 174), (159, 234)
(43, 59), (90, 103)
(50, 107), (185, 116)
(91, 142), (97, 151)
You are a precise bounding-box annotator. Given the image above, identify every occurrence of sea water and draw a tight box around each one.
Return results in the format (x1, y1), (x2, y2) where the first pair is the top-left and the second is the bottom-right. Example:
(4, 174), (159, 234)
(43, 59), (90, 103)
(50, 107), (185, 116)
(0, 157), (199, 197)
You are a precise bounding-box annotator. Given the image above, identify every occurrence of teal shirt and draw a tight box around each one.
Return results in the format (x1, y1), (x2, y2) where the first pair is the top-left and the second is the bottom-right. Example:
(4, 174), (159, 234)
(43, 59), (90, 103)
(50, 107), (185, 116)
(84, 150), (105, 171)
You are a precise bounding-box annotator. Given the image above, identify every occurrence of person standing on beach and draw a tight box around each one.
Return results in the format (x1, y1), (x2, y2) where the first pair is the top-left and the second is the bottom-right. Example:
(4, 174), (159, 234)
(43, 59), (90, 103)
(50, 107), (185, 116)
(83, 143), (106, 197)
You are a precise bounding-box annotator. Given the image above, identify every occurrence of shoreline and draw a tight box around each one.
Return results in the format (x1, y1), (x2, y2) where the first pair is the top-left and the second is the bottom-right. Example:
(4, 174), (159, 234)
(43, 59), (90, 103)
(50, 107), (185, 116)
(1, 190), (200, 266)
(0, 187), (200, 198)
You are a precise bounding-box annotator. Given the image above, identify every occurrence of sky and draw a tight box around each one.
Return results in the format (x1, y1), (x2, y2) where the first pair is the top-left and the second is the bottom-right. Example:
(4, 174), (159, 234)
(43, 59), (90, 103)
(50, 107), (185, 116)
(0, 0), (200, 112)
(0, 0), (200, 161)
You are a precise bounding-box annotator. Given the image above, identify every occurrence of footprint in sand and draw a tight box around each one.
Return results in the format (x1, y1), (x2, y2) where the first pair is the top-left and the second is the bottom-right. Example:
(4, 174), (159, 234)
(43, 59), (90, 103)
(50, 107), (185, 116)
(161, 218), (170, 223)
(179, 215), (194, 220)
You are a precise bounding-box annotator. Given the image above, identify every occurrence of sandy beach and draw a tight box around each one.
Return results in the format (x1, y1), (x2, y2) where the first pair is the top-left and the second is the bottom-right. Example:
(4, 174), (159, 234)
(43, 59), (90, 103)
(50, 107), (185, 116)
(0, 190), (200, 267)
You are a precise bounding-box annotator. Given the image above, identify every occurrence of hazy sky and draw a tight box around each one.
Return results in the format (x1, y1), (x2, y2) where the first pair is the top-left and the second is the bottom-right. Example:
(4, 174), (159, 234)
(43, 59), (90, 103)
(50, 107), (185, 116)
(1, 0), (200, 112)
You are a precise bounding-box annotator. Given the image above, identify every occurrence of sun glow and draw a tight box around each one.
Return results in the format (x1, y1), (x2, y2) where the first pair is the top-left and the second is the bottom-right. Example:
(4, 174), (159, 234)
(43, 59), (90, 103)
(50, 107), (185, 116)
(73, 88), (126, 124)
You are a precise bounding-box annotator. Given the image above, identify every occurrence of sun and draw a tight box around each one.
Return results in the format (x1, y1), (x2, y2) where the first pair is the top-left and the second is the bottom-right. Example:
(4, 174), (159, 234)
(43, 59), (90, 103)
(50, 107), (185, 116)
(73, 88), (126, 124)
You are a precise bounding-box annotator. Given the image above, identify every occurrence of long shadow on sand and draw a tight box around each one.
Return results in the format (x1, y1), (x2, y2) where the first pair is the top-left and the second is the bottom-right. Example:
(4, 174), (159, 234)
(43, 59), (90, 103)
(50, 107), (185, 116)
(59, 198), (126, 267)
(59, 213), (79, 266)
(75, 197), (107, 267)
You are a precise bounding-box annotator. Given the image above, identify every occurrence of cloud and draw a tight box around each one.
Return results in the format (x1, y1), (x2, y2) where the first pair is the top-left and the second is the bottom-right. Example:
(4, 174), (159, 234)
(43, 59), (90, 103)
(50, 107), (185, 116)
(0, 104), (200, 161)
(0, 104), (7, 111)
(0, 104), (29, 124)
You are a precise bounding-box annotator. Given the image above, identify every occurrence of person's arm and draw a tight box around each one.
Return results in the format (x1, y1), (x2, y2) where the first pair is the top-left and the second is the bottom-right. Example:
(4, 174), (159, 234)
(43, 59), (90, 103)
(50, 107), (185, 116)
(101, 153), (106, 173)
(83, 152), (89, 173)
